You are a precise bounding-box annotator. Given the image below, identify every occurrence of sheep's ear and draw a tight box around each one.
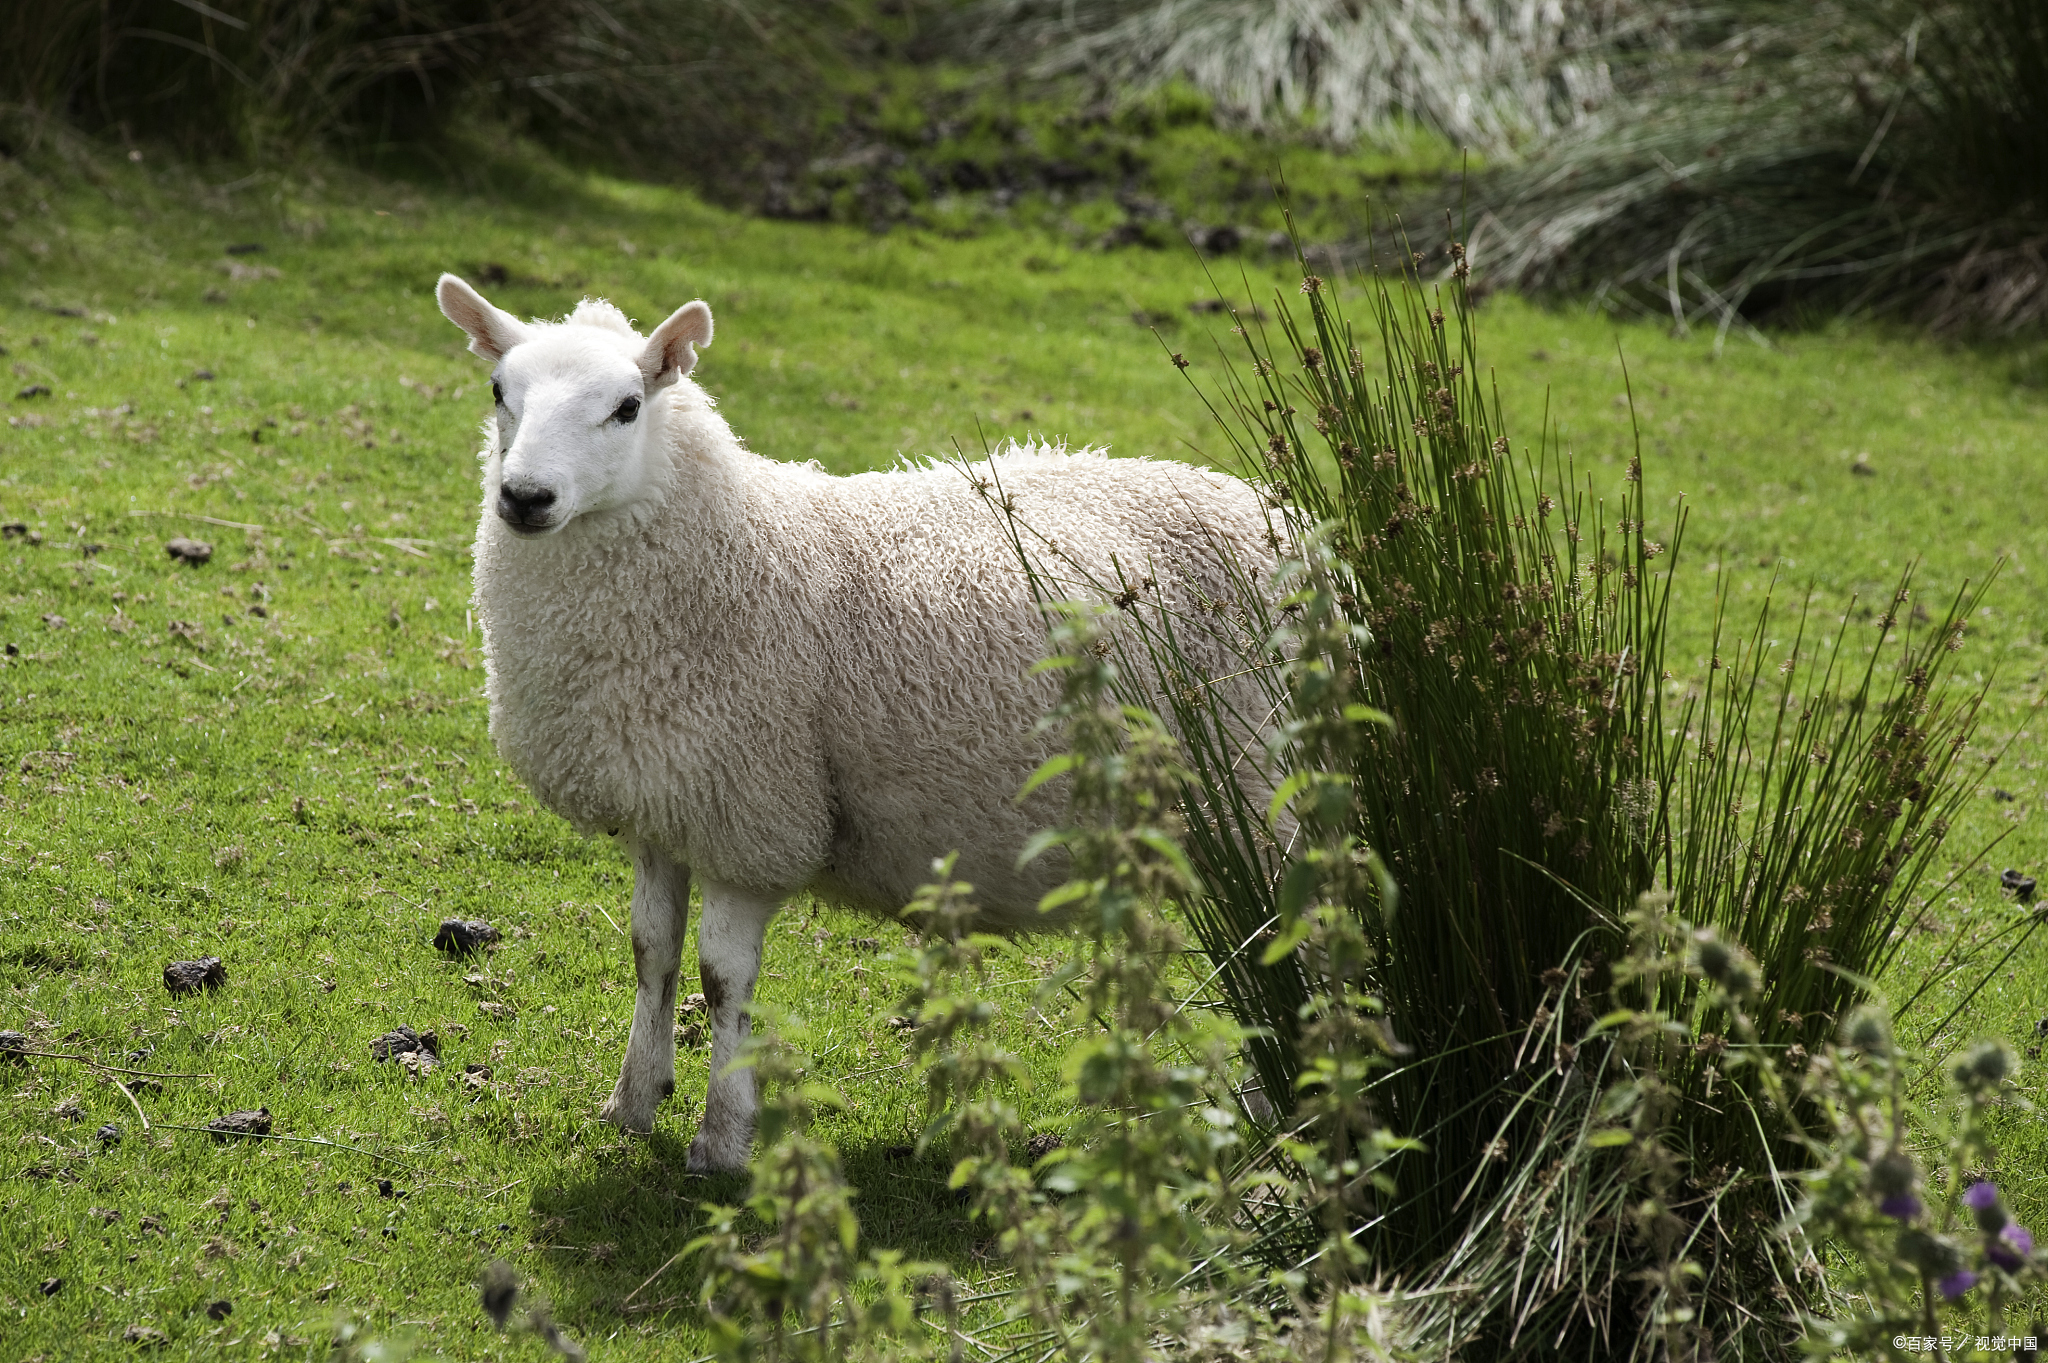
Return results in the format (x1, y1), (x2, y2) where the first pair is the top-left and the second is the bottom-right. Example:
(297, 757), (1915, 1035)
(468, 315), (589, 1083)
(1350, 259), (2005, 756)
(436, 273), (529, 363)
(640, 301), (713, 390)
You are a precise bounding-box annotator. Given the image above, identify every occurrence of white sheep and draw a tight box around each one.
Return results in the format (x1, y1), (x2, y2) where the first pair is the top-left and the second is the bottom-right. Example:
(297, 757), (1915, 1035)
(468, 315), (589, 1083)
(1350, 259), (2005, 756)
(435, 274), (1277, 1171)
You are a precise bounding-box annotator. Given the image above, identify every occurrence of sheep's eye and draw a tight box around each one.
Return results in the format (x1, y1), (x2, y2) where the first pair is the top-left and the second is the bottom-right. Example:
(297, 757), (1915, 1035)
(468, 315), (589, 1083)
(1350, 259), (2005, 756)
(610, 395), (641, 425)
(491, 380), (504, 407)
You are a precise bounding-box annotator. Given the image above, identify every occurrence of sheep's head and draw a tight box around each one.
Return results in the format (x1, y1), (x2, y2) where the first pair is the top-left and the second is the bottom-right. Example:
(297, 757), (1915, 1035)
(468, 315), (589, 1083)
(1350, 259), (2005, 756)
(435, 273), (713, 536)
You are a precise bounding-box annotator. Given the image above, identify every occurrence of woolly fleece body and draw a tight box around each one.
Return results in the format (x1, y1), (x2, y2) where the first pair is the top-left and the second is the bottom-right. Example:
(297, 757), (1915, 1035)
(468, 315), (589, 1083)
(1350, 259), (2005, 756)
(439, 275), (1279, 1170)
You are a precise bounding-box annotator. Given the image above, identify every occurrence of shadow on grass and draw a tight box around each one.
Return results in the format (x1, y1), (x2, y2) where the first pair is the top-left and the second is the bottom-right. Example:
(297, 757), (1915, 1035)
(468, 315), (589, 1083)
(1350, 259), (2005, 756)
(533, 1133), (987, 1331)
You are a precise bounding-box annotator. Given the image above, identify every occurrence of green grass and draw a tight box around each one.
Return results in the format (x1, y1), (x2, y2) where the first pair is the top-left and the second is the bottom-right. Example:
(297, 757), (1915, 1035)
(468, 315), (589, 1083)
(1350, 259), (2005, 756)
(3, 135), (2047, 1358)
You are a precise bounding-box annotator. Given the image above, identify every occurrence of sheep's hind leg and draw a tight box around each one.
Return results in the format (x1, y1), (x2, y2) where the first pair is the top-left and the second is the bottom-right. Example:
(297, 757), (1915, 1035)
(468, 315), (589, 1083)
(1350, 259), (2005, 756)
(687, 879), (781, 1173)
(600, 841), (690, 1133)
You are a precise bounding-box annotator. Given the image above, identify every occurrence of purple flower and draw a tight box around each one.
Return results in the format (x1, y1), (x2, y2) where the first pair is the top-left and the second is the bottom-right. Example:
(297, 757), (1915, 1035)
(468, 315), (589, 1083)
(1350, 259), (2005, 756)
(1880, 1193), (1924, 1221)
(1990, 1223), (2035, 1271)
(1965, 1182), (2001, 1212)
(1937, 1269), (1979, 1300)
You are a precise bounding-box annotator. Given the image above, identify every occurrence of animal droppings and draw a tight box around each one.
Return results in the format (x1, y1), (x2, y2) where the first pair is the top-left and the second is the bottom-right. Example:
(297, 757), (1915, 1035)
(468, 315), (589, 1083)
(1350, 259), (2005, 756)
(39, 1277), (62, 1295)
(205, 1300), (233, 1321)
(163, 956), (227, 994)
(15, 384), (51, 399)
(0, 1030), (30, 1062)
(434, 918), (500, 955)
(1024, 1131), (1064, 1162)
(165, 536), (213, 566)
(206, 1107), (273, 1140)
(2000, 868), (2036, 903)
(370, 1024), (439, 1068)
(97, 1123), (122, 1146)
(122, 1323), (168, 1347)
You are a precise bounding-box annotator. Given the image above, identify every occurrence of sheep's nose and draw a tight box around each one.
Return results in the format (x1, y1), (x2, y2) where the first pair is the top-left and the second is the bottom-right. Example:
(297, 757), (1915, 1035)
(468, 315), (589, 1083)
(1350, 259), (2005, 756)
(497, 483), (557, 527)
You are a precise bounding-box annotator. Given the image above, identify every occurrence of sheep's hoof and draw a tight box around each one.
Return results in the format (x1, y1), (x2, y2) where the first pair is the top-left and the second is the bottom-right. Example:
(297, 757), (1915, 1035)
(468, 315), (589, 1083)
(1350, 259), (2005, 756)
(686, 1128), (748, 1174)
(597, 1094), (657, 1135)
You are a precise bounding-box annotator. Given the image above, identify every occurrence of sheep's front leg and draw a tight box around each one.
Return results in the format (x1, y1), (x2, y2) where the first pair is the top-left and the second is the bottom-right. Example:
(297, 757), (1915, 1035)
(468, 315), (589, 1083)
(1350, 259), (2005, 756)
(687, 879), (781, 1173)
(599, 841), (690, 1133)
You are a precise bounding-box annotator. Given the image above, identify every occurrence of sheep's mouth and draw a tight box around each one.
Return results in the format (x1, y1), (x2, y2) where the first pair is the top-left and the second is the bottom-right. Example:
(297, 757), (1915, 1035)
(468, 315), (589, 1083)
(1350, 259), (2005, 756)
(498, 514), (563, 537)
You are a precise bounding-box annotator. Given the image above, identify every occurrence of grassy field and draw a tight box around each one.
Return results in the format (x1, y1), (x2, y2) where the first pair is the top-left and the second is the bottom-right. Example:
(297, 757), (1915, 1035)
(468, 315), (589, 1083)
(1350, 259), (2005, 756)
(3, 133), (2047, 1359)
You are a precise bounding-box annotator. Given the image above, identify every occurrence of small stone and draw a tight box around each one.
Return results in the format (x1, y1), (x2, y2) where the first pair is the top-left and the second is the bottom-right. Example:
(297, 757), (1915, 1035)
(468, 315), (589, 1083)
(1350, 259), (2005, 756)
(163, 957), (227, 994)
(369, 1024), (439, 1064)
(1024, 1131), (1063, 1162)
(206, 1300), (232, 1321)
(165, 536), (213, 566)
(206, 1107), (272, 1140)
(434, 918), (499, 955)
(0, 1029), (30, 1063)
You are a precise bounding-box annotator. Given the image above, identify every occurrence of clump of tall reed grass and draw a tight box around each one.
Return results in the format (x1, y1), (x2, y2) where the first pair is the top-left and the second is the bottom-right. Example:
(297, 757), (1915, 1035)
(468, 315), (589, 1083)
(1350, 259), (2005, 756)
(969, 0), (1677, 157)
(1470, 0), (2048, 335)
(1047, 207), (2038, 1353)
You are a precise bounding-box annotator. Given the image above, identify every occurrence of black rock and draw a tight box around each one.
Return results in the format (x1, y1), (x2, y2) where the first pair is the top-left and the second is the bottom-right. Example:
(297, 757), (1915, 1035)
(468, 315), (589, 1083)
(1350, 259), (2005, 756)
(0, 1029), (30, 1063)
(164, 956), (226, 994)
(2001, 868), (2037, 903)
(370, 1025), (439, 1064)
(96, 1123), (122, 1146)
(164, 536), (213, 566)
(206, 1107), (272, 1140)
(434, 918), (499, 955)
